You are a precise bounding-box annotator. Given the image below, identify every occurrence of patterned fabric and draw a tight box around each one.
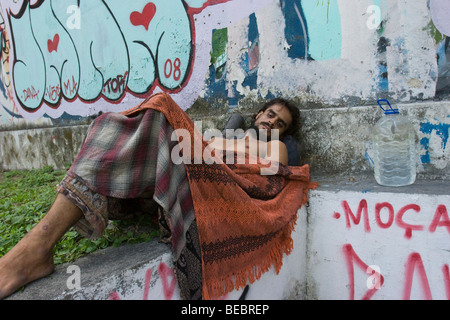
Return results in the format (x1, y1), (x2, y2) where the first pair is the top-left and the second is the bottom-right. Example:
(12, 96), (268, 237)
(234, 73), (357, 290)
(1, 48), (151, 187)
(58, 175), (109, 239)
(68, 110), (160, 199)
(60, 109), (195, 262)
(121, 93), (317, 299)
(58, 175), (160, 238)
(159, 208), (203, 300)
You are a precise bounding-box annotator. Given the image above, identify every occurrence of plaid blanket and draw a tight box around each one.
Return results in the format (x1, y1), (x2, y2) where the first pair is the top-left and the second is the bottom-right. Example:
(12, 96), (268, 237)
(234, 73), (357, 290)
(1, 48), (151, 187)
(61, 109), (195, 261)
(121, 93), (317, 299)
(59, 106), (201, 298)
(59, 93), (316, 300)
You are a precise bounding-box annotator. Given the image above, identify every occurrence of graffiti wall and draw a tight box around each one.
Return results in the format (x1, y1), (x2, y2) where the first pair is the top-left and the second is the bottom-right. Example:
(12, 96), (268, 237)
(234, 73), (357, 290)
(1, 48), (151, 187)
(0, 0), (448, 124)
(308, 188), (450, 300)
(9, 208), (308, 300)
(0, 0), (246, 120)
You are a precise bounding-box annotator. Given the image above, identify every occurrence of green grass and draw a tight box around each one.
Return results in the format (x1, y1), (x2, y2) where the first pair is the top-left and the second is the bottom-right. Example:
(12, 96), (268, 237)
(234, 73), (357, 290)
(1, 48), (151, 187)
(0, 166), (159, 265)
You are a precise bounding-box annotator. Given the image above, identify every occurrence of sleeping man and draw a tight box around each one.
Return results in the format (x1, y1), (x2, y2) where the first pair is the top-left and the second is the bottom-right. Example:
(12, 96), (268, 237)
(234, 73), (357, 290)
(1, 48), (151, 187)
(0, 93), (313, 300)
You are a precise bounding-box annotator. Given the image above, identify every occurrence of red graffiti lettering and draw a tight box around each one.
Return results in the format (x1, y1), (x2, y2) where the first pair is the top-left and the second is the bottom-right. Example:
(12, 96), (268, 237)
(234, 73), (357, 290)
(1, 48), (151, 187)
(108, 262), (176, 300)
(342, 200), (370, 232)
(395, 204), (423, 239)
(403, 253), (432, 300)
(342, 244), (384, 300)
(443, 265), (450, 300)
(336, 201), (448, 240)
(429, 205), (450, 234)
(45, 85), (60, 102)
(143, 268), (152, 300)
(63, 76), (78, 97)
(164, 58), (181, 81)
(22, 86), (39, 101)
(375, 202), (395, 229)
(103, 72), (128, 95)
(343, 244), (450, 300)
(158, 262), (177, 300)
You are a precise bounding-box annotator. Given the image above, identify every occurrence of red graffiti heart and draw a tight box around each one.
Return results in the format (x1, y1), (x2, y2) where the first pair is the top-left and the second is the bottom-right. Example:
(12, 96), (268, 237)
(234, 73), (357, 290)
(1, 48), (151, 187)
(47, 34), (59, 53)
(130, 2), (157, 31)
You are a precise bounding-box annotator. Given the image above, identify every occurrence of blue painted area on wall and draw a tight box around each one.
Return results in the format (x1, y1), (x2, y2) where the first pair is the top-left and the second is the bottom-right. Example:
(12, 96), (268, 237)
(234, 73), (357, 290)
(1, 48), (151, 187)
(241, 13), (258, 91)
(2, 105), (22, 118)
(280, 0), (309, 60)
(420, 120), (450, 164)
(299, 0), (341, 61)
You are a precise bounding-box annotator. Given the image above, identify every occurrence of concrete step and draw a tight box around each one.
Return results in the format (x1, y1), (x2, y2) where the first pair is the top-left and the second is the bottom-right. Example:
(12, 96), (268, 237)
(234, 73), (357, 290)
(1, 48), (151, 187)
(6, 176), (449, 300)
(7, 207), (308, 300)
(306, 175), (450, 300)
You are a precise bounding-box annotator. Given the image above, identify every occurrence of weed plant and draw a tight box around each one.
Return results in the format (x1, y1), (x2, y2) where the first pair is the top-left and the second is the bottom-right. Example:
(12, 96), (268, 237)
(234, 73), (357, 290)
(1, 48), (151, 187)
(0, 166), (159, 265)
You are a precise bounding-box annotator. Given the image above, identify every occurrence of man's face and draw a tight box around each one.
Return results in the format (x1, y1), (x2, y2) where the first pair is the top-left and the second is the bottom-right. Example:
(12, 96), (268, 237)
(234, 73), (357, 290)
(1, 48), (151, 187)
(254, 104), (293, 139)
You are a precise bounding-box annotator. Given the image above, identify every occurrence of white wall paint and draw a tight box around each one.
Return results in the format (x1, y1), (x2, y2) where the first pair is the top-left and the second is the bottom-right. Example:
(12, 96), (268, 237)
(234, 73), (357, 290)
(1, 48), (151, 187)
(0, 0), (445, 123)
(307, 187), (450, 300)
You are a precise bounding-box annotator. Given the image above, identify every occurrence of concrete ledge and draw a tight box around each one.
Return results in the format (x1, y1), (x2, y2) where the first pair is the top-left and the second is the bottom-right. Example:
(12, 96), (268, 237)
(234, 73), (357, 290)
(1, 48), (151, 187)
(0, 125), (89, 171)
(6, 177), (449, 300)
(306, 176), (450, 300)
(314, 174), (450, 196)
(8, 208), (308, 300)
(1, 100), (448, 180)
(7, 240), (171, 300)
(301, 100), (450, 179)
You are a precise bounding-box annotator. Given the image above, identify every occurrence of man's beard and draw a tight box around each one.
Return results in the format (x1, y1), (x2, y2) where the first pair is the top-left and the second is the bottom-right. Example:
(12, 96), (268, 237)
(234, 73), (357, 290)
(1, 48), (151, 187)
(249, 121), (271, 141)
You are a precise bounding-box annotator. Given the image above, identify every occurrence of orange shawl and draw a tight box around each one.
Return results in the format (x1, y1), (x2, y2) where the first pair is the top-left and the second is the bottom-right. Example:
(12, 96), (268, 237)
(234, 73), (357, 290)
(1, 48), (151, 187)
(122, 93), (316, 299)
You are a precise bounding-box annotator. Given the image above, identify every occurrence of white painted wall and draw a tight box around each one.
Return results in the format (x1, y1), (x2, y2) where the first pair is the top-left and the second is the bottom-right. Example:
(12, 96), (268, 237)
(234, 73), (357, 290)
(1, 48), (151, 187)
(50, 206), (308, 300)
(0, 0), (446, 122)
(51, 185), (450, 301)
(307, 187), (450, 300)
(8, 185), (449, 300)
(0, 1), (448, 175)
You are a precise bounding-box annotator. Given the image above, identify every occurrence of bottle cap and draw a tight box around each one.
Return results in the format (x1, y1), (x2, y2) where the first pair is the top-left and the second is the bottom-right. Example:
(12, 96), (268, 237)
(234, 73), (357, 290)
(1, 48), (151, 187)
(377, 99), (399, 114)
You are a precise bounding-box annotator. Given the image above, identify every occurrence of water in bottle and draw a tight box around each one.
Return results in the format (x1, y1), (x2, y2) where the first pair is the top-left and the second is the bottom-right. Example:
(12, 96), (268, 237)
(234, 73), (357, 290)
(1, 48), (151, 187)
(372, 100), (416, 187)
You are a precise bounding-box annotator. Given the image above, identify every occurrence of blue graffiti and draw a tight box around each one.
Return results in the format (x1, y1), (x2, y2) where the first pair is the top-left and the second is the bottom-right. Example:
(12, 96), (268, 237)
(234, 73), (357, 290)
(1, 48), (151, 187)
(9, 0), (208, 112)
(298, 0), (341, 61)
(0, 79), (7, 100)
(280, 0), (309, 60)
(420, 120), (450, 164)
(2, 105), (23, 118)
(241, 13), (258, 90)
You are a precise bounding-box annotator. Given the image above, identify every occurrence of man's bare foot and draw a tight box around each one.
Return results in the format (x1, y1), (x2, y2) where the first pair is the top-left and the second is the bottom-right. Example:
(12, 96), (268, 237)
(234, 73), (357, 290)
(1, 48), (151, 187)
(0, 194), (83, 299)
(0, 231), (55, 299)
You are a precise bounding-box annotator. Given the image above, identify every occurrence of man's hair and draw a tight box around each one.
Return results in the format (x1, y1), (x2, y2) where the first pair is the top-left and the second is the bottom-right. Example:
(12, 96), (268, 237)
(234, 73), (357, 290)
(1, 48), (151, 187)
(255, 98), (301, 138)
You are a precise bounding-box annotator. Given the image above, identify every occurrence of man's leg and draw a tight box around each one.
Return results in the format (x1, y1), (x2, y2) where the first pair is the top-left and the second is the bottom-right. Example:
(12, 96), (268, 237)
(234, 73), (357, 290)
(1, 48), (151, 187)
(0, 193), (83, 299)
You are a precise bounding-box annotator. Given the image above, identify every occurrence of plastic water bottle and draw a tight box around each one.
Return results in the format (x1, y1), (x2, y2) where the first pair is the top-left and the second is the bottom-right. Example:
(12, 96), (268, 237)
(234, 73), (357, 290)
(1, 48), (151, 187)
(372, 99), (416, 187)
